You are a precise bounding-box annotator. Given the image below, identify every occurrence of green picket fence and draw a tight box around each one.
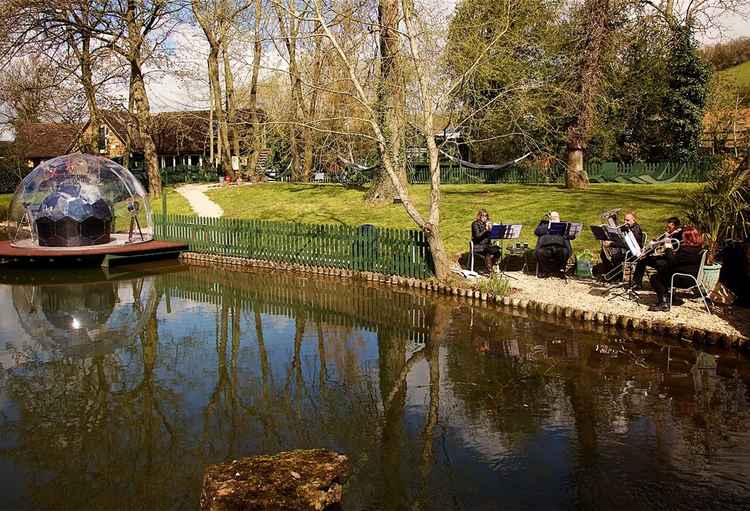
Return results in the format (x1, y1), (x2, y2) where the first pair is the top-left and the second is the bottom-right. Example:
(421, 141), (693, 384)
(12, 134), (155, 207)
(154, 214), (434, 278)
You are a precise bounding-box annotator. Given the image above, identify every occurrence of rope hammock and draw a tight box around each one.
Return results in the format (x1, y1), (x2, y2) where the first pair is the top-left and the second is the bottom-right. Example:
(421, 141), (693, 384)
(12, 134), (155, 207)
(437, 149), (533, 170)
(337, 156), (378, 172)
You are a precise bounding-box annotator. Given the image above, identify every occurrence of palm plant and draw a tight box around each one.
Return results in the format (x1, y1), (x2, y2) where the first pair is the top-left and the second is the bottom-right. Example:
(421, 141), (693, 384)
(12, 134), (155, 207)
(685, 157), (750, 259)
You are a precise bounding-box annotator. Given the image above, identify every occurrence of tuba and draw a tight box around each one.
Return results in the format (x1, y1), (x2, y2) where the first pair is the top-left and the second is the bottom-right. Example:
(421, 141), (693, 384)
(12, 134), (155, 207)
(599, 208), (622, 262)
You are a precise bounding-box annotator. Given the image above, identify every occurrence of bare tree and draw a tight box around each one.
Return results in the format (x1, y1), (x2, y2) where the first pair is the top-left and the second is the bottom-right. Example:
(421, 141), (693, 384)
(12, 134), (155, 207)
(191, 0), (253, 178)
(0, 0), (127, 152)
(272, 0), (325, 182)
(101, 0), (182, 197)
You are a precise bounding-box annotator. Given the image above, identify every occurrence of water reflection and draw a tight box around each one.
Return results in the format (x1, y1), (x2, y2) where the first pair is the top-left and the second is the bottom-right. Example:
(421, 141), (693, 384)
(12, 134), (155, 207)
(0, 266), (749, 510)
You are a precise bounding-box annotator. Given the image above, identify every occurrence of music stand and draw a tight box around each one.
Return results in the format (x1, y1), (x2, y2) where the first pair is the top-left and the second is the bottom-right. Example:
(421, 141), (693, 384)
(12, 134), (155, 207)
(602, 229), (642, 303)
(490, 223), (523, 279)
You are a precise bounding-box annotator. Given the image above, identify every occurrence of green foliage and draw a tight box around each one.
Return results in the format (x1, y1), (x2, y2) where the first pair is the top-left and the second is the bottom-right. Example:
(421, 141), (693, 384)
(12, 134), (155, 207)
(0, 193), (11, 220)
(472, 275), (512, 297)
(685, 158), (750, 253)
(662, 25), (711, 162)
(600, 18), (672, 161)
(445, 0), (571, 162)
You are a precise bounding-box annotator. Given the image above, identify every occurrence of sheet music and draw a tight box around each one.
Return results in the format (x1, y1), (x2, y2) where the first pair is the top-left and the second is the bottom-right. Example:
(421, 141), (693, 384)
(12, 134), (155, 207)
(624, 231), (641, 257)
(567, 223), (583, 239)
(507, 224), (522, 239)
(491, 224), (522, 239)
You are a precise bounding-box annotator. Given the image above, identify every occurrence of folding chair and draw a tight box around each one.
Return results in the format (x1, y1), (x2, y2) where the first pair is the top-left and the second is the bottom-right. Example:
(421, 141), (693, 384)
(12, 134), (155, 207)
(469, 240), (475, 272)
(669, 250), (714, 314)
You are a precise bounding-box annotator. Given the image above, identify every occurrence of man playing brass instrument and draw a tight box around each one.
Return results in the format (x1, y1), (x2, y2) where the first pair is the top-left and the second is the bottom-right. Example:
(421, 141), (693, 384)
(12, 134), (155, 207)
(601, 211), (644, 270)
(632, 216), (683, 289)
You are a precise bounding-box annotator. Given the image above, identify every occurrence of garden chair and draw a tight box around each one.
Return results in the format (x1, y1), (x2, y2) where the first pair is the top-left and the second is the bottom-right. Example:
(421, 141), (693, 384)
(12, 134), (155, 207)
(669, 250), (720, 314)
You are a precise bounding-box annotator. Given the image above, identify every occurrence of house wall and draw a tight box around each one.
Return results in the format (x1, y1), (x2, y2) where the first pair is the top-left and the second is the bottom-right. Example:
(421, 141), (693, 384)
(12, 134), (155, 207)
(80, 122), (128, 159)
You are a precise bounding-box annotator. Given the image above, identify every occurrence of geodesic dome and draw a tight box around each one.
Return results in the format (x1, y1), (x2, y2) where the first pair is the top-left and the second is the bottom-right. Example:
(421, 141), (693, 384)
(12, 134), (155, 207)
(8, 153), (153, 248)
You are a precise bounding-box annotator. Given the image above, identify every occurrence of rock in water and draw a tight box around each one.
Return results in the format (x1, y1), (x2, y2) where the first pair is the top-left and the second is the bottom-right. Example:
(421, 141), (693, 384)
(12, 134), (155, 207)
(200, 449), (349, 511)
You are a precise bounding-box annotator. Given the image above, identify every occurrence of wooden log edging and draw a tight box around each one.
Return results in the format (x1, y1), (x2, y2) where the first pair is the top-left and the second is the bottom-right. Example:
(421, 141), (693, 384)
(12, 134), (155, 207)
(178, 252), (748, 352)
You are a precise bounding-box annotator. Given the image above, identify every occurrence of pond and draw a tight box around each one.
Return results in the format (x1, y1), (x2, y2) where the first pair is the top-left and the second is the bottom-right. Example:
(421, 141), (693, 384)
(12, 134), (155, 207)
(1, 264), (749, 510)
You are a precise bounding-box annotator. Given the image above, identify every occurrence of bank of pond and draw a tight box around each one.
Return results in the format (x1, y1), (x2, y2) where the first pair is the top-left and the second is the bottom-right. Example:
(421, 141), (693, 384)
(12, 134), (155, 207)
(0, 263), (749, 510)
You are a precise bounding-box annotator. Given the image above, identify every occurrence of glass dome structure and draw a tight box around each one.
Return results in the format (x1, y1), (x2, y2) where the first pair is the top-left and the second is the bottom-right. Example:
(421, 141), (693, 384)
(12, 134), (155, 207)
(8, 154), (153, 248)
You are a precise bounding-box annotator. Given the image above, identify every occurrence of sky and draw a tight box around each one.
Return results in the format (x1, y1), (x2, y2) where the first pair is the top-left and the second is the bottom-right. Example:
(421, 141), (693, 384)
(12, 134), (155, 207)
(145, 5), (749, 113)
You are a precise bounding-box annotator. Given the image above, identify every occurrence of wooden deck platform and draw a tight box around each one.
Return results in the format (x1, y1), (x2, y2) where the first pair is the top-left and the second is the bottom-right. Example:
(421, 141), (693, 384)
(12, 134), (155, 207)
(0, 240), (188, 267)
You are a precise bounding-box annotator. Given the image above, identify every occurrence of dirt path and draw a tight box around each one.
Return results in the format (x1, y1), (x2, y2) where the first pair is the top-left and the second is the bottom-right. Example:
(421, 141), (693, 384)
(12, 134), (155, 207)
(175, 183), (223, 218)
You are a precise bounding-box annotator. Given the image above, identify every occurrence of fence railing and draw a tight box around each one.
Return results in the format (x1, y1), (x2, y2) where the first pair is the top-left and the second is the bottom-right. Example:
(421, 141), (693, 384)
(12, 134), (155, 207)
(153, 214), (433, 278)
(128, 159), (715, 188)
(407, 159), (715, 184)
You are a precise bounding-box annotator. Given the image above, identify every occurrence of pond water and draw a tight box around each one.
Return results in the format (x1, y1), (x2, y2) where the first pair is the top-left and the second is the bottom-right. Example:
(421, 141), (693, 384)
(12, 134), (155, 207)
(1, 264), (749, 510)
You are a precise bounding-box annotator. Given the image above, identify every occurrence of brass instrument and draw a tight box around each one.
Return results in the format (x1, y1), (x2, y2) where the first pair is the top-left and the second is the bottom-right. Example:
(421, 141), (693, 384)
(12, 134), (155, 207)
(598, 208), (624, 262)
(638, 229), (681, 259)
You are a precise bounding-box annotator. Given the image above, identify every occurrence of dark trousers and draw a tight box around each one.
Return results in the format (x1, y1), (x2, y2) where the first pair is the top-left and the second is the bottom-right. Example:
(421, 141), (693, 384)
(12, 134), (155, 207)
(474, 244), (501, 272)
(536, 245), (569, 276)
(633, 255), (669, 286)
(650, 272), (696, 300)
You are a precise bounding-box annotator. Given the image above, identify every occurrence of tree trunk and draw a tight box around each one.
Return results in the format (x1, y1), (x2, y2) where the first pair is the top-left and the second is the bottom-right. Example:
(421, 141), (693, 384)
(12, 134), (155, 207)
(207, 47), (233, 177)
(125, 1), (161, 197)
(222, 46), (240, 171)
(248, 0), (263, 181)
(130, 61), (161, 197)
(564, 0), (611, 190)
(79, 34), (100, 154)
(565, 141), (589, 189)
(367, 0), (407, 203)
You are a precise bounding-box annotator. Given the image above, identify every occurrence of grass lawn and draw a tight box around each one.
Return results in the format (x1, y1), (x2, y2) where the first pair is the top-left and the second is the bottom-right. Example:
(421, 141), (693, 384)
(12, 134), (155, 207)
(158, 188), (194, 216)
(0, 194), (11, 219)
(720, 60), (750, 89)
(206, 182), (703, 258)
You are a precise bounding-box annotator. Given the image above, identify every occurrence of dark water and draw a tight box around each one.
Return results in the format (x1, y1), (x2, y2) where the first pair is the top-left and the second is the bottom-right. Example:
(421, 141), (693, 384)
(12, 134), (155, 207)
(1, 264), (749, 511)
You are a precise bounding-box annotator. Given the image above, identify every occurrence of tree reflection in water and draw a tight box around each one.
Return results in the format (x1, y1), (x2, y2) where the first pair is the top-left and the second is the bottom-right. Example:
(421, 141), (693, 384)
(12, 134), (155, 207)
(0, 266), (750, 510)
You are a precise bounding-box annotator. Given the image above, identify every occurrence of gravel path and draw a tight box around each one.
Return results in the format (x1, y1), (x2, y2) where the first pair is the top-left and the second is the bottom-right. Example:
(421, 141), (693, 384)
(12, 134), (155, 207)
(502, 271), (749, 338)
(175, 184), (224, 217)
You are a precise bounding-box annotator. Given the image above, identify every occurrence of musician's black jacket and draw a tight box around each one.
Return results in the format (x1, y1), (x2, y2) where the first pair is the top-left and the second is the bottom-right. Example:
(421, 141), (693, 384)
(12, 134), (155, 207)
(662, 245), (702, 277)
(534, 220), (572, 255)
(471, 219), (492, 251)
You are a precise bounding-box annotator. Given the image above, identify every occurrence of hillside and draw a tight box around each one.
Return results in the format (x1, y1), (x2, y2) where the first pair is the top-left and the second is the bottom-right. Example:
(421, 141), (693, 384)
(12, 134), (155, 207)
(719, 60), (750, 89)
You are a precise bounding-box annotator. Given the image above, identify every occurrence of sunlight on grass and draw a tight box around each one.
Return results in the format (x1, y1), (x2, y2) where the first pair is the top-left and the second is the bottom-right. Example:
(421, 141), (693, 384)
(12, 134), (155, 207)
(206, 182), (702, 257)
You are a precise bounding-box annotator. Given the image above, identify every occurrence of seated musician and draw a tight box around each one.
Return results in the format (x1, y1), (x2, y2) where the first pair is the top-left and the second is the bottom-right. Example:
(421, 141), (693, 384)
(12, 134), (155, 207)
(647, 226), (703, 311)
(471, 208), (501, 273)
(534, 211), (571, 277)
(600, 211), (644, 274)
(633, 216), (683, 289)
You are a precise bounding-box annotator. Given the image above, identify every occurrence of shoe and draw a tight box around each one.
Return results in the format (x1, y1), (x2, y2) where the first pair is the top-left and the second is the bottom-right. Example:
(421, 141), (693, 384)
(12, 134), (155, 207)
(648, 302), (670, 312)
(648, 295), (670, 312)
(670, 295), (684, 306)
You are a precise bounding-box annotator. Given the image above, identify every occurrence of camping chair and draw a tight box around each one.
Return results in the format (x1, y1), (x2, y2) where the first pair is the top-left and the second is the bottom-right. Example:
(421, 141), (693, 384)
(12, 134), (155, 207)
(669, 250), (718, 314)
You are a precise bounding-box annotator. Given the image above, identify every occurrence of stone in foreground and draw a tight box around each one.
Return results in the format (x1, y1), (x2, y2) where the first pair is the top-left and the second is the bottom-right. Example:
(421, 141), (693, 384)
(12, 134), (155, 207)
(200, 449), (349, 511)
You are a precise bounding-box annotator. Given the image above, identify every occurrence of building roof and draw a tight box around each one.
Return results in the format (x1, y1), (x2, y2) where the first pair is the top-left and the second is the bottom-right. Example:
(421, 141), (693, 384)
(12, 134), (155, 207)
(11, 108), (266, 159)
(15, 122), (82, 159)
